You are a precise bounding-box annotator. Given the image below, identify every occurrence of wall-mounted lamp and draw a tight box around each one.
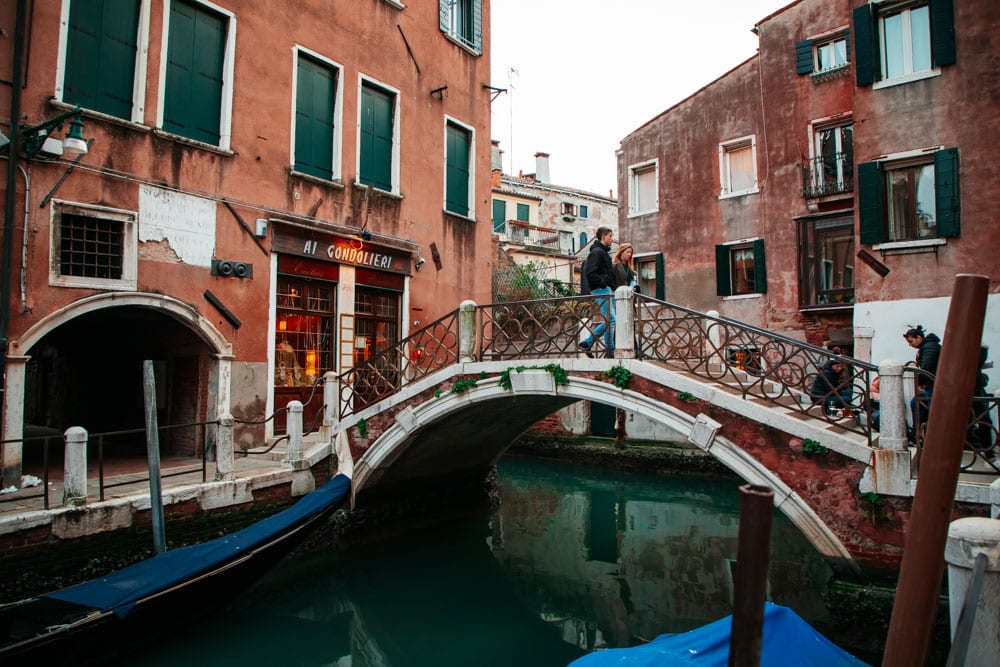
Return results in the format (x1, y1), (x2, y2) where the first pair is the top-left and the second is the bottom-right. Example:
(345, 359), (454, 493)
(415, 256), (426, 271)
(21, 106), (90, 159)
(361, 229), (372, 241)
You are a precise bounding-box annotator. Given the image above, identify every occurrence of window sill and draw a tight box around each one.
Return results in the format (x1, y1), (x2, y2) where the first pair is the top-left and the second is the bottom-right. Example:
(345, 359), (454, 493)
(719, 188), (760, 200)
(443, 32), (482, 56)
(810, 64), (850, 82)
(800, 304), (854, 314)
(49, 99), (150, 135)
(50, 276), (137, 291)
(289, 169), (345, 190)
(871, 238), (945, 251)
(352, 180), (402, 200)
(722, 293), (762, 301)
(444, 209), (476, 223)
(151, 129), (234, 156)
(627, 208), (658, 218)
(872, 68), (941, 90)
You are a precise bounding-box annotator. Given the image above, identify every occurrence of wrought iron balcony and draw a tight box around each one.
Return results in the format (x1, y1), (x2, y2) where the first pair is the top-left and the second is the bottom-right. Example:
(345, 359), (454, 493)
(801, 153), (853, 198)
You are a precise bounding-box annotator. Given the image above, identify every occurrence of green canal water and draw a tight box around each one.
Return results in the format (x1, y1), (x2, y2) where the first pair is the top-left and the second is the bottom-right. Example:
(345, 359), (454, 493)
(123, 456), (879, 666)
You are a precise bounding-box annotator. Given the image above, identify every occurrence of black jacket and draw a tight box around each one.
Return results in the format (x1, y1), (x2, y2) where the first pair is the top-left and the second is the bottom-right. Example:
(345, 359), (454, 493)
(612, 262), (636, 290)
(809, 360), (845, 403)
(585, 241), (614, 290)
(916, 333), (942, 388)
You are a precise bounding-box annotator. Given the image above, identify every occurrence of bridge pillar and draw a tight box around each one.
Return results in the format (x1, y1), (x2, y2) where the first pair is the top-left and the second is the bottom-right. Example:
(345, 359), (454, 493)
(63, 426), (88, 507)
(614, 286), (634, 359)
(459, 299), (477, 363)
(866, 359), (912, 497)
(945, 517), (1000, 665)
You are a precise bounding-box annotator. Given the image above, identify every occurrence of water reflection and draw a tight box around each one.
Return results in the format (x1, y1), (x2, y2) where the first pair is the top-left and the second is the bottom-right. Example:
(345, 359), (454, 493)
(124, 456), (836, 666)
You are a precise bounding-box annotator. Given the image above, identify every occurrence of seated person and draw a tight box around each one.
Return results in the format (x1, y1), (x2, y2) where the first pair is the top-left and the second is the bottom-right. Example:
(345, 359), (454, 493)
(809, 358), (852, 415)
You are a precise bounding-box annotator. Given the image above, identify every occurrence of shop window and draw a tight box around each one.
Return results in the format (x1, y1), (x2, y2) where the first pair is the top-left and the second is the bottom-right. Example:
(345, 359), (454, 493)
(275, 277), (336, 388)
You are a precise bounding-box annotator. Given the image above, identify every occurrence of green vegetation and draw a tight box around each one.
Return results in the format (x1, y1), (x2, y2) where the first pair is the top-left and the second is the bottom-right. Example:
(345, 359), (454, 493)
(678, 391), (696, 402)
(356, 418), (368, 438)
(802, 438), (829, 455)
(603, 365), (634, 390)
(499, 364), (570, 391)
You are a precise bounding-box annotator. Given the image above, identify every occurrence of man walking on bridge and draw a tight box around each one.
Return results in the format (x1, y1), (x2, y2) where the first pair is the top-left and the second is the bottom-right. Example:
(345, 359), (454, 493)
(580, 227), (615, 358)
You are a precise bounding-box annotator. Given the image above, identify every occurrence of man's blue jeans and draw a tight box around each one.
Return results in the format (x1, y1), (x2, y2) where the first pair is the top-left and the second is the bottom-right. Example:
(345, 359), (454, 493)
(583, 287), (615, 351)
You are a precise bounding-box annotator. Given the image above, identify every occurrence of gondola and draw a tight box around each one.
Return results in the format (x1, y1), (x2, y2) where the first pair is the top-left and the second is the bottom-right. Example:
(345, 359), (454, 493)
(0, 472), (351, 664)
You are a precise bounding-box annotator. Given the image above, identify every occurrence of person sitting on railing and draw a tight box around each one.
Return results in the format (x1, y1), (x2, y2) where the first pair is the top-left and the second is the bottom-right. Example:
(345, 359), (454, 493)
(579, 227), (615, 358)
(809, 355), (852, 416)
(904, 325), (941, 442)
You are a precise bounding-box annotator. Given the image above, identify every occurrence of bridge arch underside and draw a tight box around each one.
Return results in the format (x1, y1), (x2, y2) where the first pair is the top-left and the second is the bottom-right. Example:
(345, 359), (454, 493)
(353, 376), (861, 574)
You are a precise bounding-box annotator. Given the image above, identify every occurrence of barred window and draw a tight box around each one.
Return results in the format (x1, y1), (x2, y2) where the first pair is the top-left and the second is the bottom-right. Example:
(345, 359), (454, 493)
(59, 213), (125, 279)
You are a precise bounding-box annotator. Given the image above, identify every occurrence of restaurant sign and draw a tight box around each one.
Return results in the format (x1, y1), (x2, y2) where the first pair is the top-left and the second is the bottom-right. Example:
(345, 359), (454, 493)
(272, 228), (411, 275)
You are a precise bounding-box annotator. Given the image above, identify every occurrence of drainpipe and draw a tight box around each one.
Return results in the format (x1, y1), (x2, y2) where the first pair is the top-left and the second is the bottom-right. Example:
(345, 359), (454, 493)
(1, 0), (27, 486)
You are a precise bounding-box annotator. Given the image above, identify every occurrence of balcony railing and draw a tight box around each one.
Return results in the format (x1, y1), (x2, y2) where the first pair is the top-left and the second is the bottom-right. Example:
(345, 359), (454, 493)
(504, 221), (566, 251)
(801, 153), (853, 198)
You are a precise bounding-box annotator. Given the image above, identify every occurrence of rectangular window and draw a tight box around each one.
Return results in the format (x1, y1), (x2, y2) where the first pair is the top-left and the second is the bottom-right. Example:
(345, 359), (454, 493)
(50, 202), (137, 290)
(439, 0), (483, 54)
(516, 202), (530, 222)
(635, 253), (665, 300)
(359, 81), (397, 192)
(163, 0), (232, 146)
(803, 122), (853, 197)
(853, 1), (954, 87)
(858, 147), (960, 244)
(294, 52), (339, 180)
(62, 0), (142, 120)
(628, 160), (658, 216)
(798, 216), (855, 307)
(492, 199), (507, 233)
(561, 202), (577, 217)
(715, 240), (766, 297)
(719, 137), (758, 197)
(816, 36), (849, 73)
(445, 119), (473, 217)
(579, 204), (589, 219)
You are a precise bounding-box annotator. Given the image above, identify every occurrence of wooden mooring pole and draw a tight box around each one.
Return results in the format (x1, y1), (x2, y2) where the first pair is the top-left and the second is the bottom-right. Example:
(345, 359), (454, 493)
(882, 274), (989, 666)
(142, 360), (166, 555)
(729, 483), (774, 667)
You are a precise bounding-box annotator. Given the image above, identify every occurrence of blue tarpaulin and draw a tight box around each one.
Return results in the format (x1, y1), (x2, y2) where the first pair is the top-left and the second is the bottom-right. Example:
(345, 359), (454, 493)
(45, 474), (351, 618)
(569, 602), (869, 666)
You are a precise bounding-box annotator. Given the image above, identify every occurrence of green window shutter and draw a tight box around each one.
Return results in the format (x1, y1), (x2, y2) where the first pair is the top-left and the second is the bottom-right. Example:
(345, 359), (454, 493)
(844, 28), (851, 62)
(294, 56), (336, 179)
(857, 161), (886, 245)
(930, 0), (956, 67)
(471, 0), (483, 54)
(492, 199), (506, 232)
(654, 252), (665, 300)
(579, 205), (589, 218)
(795, 40), (814, 75)
(65, 0), (140, 119)
(439, 0), (449, 32)
(715, 245), (731, 297)
(359, 85), (394, 191)
(164, 1), (225, 144)
(852, 4), (877, 86)
(935, 147), (960, 238)
(516, 203), (529, 222)
(445, 123), (471, 217)
(752, 239), (767, 294)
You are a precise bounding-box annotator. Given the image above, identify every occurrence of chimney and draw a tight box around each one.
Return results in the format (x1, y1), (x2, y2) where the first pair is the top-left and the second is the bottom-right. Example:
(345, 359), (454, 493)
(491, 140), (503, 172)
(534, 152), (550, 184)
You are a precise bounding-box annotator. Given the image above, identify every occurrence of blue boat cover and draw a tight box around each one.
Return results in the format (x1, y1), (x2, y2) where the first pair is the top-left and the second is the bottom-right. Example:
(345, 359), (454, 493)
(45, 474), (351, 618)
(569, 602), (869, 667)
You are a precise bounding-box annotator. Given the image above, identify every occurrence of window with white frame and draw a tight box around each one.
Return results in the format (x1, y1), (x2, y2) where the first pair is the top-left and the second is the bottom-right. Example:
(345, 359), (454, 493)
(719, 136), (758, 198)
(162, 0), (236, 148)
(439, 0), (483, 54)
(803, 121), (854, 197)
(50, 202), (137, 290)
(358, 79), (399, 193)
(795, 32), (849, 76)
(561, 202), (577, 217)
(853, 1), (954, 87)
(628, 160), (658, 216)
(293, 50), (342, 181)
(445, 118), (474, 217)
(61, 0), (147, 122)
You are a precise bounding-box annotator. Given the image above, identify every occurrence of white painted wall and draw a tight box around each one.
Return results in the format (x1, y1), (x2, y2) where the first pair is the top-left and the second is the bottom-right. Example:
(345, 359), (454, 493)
(855, 294), (1000, 393)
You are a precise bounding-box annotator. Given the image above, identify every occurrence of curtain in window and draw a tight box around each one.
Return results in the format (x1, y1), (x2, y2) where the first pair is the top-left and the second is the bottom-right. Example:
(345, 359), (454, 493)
(728, 146), (754, 193)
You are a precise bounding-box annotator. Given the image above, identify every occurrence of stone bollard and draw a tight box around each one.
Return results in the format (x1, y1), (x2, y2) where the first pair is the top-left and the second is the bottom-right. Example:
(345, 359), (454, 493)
(459, 299), (477, 363)
(945, 517), (1000, 664)
(63, 426), (88, 507)
(614, 286), (634, 359)
(321, 370), (338, 441)
(284, 400), (304, 465)
(215, 413), (235, 481)
(878, 359), (907, 451)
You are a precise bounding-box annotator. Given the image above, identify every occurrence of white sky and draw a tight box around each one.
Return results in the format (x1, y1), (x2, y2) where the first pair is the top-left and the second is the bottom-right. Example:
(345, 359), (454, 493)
(489, 0), (793, 198)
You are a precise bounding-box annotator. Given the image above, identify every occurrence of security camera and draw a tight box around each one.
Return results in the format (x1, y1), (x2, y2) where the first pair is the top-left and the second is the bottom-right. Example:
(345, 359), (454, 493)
(415, 257), (426, 271)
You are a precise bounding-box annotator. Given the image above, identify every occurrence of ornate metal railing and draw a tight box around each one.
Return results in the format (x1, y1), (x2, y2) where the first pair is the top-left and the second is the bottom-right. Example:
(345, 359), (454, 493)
(478, 294), (610, 360)
(635, 294), (878, 442)
(336, 307), (461, 417)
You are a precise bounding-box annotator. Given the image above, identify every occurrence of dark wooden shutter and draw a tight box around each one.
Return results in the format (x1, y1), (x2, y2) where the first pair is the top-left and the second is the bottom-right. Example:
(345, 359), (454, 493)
(654, 252), (665, 300)
(65, 0), (140, 119)
(852, 4), (878, 86)
(359, 85), (394, 191)
(715, 245), (731, 297)
(516, 203), (529, 222)
(294, 56), (336, 179)
(795, 40), (814, 75)
(445, 123), (471, 216)
(930, 0), (956, 67)
(935, 147), (960, 238)
(471, 0), (483, 54)
(492, 199), (506, 233)
(752, 240), (767, 294)
(844, 28), (851, 62)
(857, 161), (886, 245)
(164, 1), (225, 144)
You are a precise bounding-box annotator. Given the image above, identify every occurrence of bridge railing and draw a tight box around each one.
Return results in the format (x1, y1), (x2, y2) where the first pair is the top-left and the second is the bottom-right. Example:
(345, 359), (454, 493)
(477, 294), (610, 360)
(635, 294), (878, 443)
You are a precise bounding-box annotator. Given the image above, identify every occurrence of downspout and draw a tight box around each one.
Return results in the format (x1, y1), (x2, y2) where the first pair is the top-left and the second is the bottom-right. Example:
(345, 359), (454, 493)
(18, 162), (30, 313)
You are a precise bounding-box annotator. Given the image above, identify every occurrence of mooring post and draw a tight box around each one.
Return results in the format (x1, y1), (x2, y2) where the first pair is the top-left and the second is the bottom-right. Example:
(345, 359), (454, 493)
(62, 426), (88, 507)
(215, 412), (234, 481)
(882, 274), (989, 666)
(142, 360), (166, 555)
(729, 483), (774, 667)
(944, 517), (1000, 666)
(284, 400), (304, 465)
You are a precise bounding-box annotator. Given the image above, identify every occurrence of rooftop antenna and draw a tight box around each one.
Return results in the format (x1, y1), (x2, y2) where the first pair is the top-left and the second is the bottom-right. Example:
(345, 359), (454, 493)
(508, 66), (518, 175)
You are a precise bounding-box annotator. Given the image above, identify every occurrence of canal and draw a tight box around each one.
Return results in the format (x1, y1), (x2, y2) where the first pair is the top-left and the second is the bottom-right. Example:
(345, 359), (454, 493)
(122, 455), (886, 666)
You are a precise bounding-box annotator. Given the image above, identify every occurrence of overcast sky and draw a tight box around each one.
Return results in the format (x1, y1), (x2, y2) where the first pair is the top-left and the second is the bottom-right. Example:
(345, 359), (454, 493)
(489, 0), (793, 198)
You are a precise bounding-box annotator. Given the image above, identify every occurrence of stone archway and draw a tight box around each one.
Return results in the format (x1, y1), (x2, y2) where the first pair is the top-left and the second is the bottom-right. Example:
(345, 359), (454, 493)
(2, 293), (233, 486)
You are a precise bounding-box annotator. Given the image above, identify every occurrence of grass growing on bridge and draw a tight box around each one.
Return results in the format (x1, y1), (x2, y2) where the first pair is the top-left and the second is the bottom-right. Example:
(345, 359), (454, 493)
(498, 364), (570, 390)
(603, 365), (634, 390)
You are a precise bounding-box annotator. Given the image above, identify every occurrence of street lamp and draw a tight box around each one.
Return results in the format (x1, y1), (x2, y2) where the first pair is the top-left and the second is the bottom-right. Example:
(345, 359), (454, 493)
(20, 106), (90, 159)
